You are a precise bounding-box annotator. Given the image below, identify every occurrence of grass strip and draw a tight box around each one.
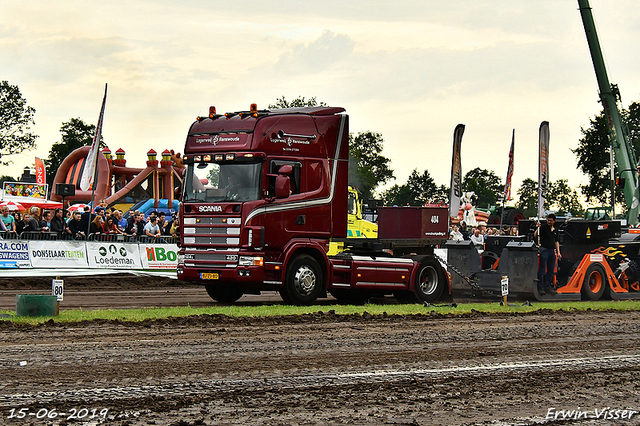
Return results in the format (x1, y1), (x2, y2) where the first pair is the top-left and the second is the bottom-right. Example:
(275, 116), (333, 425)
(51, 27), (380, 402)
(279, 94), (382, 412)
(1, 300), (639, 325)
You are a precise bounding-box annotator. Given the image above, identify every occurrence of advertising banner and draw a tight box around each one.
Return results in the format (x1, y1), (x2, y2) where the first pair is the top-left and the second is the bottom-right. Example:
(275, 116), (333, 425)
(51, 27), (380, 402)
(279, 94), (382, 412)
(35, 157), (46, 185)
(140, 244), (179, 269)
(2, 182), (47, 199)
(449, 124), (465, 219)
(538, 121), (550, 218)
(29, 240), (88, 268)
(87, 242), (141, 269)
(0, 240), (30, 268)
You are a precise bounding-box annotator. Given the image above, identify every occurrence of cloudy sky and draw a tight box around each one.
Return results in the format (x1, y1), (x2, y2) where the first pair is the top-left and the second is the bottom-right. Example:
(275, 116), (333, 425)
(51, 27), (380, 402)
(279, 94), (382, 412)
(3, 0), (640, 202)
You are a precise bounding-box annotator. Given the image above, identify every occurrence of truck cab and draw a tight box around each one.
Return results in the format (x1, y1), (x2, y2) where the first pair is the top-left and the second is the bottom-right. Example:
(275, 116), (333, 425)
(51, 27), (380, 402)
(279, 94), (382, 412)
(177, 105), (348, 304)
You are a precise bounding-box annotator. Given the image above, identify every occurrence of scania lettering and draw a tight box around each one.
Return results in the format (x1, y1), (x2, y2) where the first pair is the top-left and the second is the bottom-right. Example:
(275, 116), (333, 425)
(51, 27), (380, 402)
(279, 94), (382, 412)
(178, 104), (450, 305)
(198, 206), (223, 212)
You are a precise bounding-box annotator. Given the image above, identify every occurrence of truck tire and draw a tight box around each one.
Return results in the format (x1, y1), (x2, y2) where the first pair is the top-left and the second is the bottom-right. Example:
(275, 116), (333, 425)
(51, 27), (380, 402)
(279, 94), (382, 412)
(205, 284), (244, 303)
(581, 263), (607, 300)
(414, 257), (446, 303)
(280, 254), (323, 305)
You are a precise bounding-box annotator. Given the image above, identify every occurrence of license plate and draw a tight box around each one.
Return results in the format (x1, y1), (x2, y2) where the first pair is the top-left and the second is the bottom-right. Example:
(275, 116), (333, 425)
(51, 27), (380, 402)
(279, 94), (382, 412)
(201, 272), (219, 280)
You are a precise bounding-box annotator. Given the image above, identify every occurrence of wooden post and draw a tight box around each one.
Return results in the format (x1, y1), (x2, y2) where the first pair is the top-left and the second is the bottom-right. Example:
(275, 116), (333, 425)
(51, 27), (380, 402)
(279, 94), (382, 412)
(501, 275), (509, 306)
(52, 276), (63, 316)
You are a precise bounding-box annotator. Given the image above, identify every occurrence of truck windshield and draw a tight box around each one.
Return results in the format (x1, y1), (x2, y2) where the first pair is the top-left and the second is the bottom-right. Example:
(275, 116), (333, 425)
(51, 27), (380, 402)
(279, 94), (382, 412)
(183, 162), (262, 202)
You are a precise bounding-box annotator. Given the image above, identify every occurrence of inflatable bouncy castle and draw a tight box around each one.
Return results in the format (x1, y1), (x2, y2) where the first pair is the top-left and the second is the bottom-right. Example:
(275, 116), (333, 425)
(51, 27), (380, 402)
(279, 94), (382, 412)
(51, 146), (185, 215)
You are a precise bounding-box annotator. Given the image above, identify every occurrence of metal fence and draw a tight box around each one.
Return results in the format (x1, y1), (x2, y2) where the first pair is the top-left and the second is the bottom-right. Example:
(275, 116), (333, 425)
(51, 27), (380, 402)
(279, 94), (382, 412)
(0, 231), (177, 244)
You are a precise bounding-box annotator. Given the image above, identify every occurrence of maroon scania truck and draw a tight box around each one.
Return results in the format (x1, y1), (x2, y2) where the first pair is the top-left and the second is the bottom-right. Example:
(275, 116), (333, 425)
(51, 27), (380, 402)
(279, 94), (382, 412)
(177, 104), (450, 305)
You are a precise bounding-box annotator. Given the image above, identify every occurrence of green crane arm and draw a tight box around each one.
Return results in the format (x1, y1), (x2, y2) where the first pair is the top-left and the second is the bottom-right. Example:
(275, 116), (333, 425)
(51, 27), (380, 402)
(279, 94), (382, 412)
(578, 0), (639, 224)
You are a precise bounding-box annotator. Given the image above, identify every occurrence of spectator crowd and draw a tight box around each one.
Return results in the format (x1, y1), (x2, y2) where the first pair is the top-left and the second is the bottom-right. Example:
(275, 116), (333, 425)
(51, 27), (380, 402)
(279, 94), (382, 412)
(448, 221), (518, 251)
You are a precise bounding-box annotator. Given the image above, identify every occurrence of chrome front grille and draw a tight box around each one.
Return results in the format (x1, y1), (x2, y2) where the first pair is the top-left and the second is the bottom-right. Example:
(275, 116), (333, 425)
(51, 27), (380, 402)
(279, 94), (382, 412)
(182, 216), (241, 247)
(183, 236), (240, 245)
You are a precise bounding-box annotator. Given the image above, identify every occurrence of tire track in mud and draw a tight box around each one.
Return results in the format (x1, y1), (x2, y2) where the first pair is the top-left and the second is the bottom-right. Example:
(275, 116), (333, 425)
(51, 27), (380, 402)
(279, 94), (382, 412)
(2, 354), (639, 406)
(1, 310), (640, 425)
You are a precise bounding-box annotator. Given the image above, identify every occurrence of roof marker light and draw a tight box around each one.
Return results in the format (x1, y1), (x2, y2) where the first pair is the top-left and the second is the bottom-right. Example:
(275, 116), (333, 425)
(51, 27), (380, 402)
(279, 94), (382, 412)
(209, 106), (216, 119)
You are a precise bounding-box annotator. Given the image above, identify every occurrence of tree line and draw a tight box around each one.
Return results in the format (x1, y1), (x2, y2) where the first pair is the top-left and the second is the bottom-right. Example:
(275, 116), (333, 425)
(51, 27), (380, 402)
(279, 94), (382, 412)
(2, 86), (638, 218)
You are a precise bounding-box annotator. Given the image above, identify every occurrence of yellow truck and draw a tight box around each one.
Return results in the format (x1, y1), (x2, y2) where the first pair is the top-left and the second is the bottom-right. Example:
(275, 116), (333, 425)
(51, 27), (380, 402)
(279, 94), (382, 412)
(328, 186), (377, 255)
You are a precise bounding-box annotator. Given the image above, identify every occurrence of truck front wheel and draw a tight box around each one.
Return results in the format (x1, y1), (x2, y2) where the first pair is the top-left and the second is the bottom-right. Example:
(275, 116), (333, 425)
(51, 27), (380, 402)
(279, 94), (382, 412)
(414, 257), (445, 303)
(205, 284), (244, 303)
(280, 254), (323, 305)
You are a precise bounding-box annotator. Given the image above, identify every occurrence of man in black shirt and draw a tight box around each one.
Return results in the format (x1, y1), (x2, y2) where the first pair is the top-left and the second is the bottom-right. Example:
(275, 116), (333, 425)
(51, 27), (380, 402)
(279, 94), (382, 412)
(68, 211), (86, 239)
(80, 206), (93, 235)
(534, 213), (562, 295)
(125, 212), (145, 237)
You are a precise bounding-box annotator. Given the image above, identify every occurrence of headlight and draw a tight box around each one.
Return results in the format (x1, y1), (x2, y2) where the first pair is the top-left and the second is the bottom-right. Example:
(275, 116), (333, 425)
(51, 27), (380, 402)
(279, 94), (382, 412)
(239, 256), (264, 266)
(183, 227), (196, 234)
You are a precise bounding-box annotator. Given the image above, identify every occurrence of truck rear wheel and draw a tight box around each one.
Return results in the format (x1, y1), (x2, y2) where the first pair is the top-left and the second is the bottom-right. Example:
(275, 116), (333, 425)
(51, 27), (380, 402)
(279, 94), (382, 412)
(205, 284), (244, 303)
(414, 257), (445, 303)
(581, 263), (607, 300)
(280, 254), (323, 305)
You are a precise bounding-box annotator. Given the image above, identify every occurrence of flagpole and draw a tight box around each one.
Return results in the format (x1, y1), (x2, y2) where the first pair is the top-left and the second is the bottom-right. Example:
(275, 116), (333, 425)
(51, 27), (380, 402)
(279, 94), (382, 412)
(87, 148), (101, 237)
(502, 129), (515, 230)
(85, 83), (108, 237)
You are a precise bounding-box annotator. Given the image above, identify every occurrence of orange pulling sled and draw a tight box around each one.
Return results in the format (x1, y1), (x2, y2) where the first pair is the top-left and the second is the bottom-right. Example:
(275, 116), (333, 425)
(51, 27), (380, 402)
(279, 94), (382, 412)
(557, 253), (639, 300)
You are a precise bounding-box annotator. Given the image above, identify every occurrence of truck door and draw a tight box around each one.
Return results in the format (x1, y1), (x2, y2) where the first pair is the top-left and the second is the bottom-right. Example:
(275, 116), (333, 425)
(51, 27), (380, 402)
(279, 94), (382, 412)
(266, 160), (308, 238)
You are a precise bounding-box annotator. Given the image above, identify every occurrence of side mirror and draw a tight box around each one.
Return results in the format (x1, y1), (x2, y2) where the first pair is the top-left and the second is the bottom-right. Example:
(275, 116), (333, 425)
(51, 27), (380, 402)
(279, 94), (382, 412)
(275, 175), (290, 199)
(278, 164), (293, 175)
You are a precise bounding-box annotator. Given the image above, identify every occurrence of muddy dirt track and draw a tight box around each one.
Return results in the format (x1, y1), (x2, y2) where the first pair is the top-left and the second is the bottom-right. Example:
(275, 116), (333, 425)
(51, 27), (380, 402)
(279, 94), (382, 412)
(1, 277), (640, 425)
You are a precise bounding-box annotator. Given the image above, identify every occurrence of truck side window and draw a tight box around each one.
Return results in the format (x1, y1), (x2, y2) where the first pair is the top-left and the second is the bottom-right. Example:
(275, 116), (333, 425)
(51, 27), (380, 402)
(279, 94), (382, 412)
(269, 160), (301, 196)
